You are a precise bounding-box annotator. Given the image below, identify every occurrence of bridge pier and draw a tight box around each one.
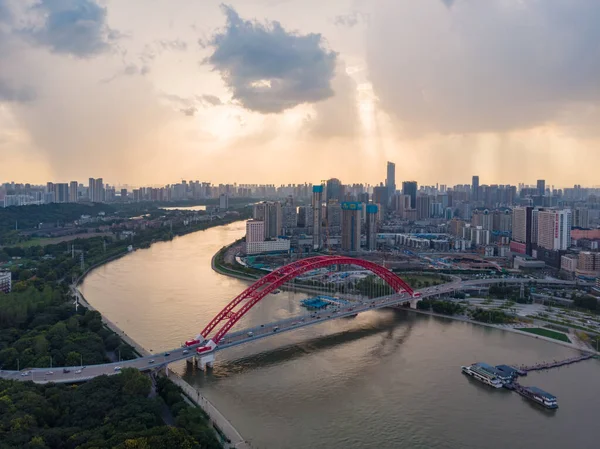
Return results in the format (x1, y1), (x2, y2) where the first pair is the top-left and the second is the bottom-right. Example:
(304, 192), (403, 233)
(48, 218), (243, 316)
(164, 365), (169, 377)
(198, 353), (215, 371)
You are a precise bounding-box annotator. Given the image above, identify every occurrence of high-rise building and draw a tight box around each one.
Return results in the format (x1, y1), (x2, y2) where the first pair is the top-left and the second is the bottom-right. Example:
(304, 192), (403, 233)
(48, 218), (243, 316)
(282, 204), (297, 234)
(366, 204), (378, 251)
(472, 176), (479, 201)
(326, 178), (343, 203)
(219, 193), (229, 210)
(471, 208), (493, 230)
(402, 181), (417, 208)
(341, 202), (362, 252)
(54, 183), (69, 203)
(537, 209), (572, 251)
(246, 220), (265, 243)
(88, 178), (95, 202)
(120, 189), (128, 201)
(297, 206), (313, 231)
(537, 179), (546, 196)
(312, 185), (323, 250)
(326, 200), (342, 229)
(416, 195), (431, 220)
(95, 178), (104, 202)
(253, 201), (282, 239)
(69, 181), (78, 202)
(373, 186), (388, 213)
(573, 207), (590, 228)
(510, 206), (533, 255)
(386, 161), (396, 198)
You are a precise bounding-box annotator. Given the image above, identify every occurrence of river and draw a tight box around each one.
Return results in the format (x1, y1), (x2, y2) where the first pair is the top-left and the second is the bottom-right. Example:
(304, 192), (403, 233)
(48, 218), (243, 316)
(80, 222), (600, 449)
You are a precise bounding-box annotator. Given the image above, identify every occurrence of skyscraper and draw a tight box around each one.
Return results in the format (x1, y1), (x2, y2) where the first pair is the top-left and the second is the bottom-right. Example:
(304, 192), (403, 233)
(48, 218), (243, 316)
(386, 161), (396, 198)
(472, 175), (479, 201)
(341, 202), (362, 252)
(54, 183), (69, 203)
(88, 178), (95, 202)
(373, 185), (388, 212)
(312, 185), (323, 250)
(402, 181), (417, 209)
(366, 204), (378, 251)
(416, 194), (431, 220)
(326, 178), (343, 203)
(537, 179), (546, 196)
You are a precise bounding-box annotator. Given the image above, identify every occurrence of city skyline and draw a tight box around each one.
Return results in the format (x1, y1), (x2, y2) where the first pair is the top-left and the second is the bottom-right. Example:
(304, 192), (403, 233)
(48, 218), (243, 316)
(2, 0), (600, 186)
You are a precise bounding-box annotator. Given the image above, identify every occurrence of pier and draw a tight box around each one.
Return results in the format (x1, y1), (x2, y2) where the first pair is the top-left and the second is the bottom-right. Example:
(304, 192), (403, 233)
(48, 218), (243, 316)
(516, 353), (596, 373)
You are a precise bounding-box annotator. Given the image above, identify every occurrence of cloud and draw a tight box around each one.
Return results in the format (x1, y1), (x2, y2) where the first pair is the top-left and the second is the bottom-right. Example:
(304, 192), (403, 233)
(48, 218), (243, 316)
(180, 106), (197, 116)
(157, 39), (188, 51)
(205, 4), (337, 113)
(197, 94), (223, 106)
(366, 0), (600, 134)
(333, 11), (369, 27)
(0, 79), (35, 103)
(26, 0), (114, 57)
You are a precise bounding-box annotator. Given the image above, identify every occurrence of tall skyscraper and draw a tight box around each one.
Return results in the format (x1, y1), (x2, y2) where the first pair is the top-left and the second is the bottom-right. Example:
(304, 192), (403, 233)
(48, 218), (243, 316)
(94, 178), (104, 202)
(54, 183), (69, 203)
(537, 209), (572, 251)
(253, 201), (282, 239)
(537, 179), (546, 196)
(88, 178), (95, 202)
(386, 161), (396, 198)
(312, 185), (323, 250)
(341, 202), (362, 252)
(69, 181), (78, 203)
(366, 204), (378, 251)
(373, 185), (389, 212)
(472, 176), (479, 201)
(402, 181), (417, 208)
(326, 200), (342, 228)
(282, 203), (297, 234)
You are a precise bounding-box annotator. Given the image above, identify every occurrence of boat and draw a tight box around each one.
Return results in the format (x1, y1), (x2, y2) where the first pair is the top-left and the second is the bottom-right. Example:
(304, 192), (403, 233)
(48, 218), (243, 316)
(515, 385), (558, 409)
(461, 363), (504, 389)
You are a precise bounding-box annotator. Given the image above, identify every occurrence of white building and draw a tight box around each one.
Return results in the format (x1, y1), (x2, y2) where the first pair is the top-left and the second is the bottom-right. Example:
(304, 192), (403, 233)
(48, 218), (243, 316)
(537, 209), (572, 251)
(246, 239), (291, 255)
(246, 220), (265, 244)
(219, 193), (229, 210)
(0, 271), (11, 294)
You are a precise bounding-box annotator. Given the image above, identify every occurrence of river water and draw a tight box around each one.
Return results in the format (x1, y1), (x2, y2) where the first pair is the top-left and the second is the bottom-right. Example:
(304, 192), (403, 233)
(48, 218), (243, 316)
(81, 222), (600, 449)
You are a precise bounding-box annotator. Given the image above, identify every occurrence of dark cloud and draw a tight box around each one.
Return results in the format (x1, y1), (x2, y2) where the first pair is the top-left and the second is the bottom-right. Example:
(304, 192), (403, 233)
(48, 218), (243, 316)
(27, 0), (113, 57)
(367, 0), (600, 134)
(205, 5), (337, 113)
(0, 0), (12, 23)
(197, 94), (223, 106)
(0, 79), (35, 103)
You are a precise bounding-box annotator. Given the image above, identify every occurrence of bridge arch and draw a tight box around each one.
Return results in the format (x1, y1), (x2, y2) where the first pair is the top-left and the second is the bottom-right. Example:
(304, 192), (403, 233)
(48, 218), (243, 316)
(201, 256), (415, 345)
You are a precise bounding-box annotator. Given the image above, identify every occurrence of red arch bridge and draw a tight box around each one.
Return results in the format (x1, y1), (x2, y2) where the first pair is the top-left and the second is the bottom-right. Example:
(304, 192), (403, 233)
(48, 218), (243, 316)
(2, 256), (587, 382)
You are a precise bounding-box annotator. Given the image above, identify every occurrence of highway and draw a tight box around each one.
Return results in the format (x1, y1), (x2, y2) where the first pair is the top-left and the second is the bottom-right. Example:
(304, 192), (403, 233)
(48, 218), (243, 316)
(0, 276), (588, 384)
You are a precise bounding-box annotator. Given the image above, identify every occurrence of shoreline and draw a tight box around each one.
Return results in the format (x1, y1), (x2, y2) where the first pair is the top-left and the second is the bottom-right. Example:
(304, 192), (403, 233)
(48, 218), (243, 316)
(75, 219), (252, 449)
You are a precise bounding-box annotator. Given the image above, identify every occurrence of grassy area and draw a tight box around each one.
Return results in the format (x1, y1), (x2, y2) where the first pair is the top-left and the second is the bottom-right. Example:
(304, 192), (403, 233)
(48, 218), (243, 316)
(401, 274), (446, 289)
(517, 327), (571, 343)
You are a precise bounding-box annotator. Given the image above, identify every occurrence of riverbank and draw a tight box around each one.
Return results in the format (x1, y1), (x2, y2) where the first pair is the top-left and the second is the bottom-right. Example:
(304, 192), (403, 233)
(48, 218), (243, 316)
(74, 219), (252, 449)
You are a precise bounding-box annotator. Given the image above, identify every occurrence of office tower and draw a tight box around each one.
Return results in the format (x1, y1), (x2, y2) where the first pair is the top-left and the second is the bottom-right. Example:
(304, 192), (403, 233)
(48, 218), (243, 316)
(312, 185), (323, 250)
(366, 204), (378, 251)
(510, 206), (533, 255)
(120, 189), (127, 201)
(386, 161), (396, 198)
(416, 194), (431, 220)
(472, 176), (479, 201)
(402, 181), (417, 208)
(341, 202), (362, 252)
(326, 178), (343, 203)
(219, 193), (229, 210)
(537, 209), (572, 251)
(537, 179), (546, 196)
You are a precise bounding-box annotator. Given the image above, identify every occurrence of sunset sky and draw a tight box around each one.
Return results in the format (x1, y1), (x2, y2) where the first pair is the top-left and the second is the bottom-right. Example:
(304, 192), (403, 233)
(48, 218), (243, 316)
(1, 0), (599, 187)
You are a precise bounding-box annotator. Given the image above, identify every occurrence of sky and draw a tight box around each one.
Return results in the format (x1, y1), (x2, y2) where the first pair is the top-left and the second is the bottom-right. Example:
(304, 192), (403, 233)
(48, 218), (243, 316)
(0, 0), (599, 187)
